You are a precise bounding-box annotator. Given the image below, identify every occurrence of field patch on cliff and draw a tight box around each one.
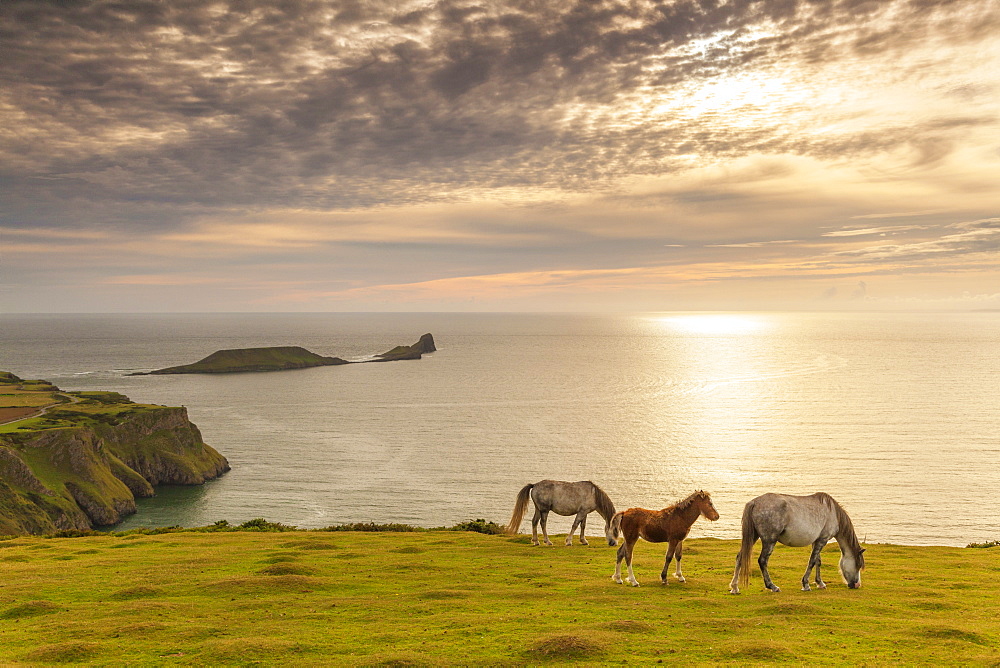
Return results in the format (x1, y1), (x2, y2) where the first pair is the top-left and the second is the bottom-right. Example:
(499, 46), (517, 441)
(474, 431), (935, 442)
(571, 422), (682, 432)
(0, 533), (998, 665)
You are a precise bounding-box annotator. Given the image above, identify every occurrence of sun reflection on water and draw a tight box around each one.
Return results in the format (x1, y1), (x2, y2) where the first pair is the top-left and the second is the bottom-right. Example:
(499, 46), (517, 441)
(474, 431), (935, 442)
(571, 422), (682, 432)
(634, 313), (785, 538)
(648, 313), (771, 336)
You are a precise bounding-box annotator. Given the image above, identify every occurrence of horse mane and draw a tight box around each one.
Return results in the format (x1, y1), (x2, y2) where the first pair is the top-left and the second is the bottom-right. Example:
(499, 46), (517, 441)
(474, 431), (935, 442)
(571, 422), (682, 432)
(589, 481), (617, 521)
(825, 494), (866, 570)
(665, 490), (711, 514)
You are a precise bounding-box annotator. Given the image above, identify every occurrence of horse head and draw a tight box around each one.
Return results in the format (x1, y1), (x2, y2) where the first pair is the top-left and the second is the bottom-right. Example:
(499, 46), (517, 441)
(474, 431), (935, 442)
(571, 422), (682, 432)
(840, 547), (865, 588)
(604, 519), (619, 546)
(696, 491), (720, 522)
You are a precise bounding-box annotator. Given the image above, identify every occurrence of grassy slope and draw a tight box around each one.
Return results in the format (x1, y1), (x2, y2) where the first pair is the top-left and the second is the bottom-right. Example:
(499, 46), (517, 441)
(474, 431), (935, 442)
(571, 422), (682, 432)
(1, 532), (998, 666)
(149, 347), (346, 374)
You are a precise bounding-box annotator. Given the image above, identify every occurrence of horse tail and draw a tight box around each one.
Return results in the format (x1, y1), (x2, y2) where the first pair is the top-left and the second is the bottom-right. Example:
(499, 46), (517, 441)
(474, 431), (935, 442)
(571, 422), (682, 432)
(506, 483), (534, 535)
(735, 501), (758, 590)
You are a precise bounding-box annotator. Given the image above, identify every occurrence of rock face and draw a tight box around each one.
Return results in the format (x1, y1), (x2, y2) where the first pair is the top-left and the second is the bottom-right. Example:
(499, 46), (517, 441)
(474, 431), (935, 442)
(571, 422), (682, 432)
(375, 333), (437, 361)
(137, 346), (348, 375)
(0, 403), (229, 535)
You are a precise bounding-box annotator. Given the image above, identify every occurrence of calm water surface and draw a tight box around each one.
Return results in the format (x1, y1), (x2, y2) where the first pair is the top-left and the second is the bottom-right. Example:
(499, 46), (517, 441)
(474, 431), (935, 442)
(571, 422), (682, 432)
(2, 312), (998, 546)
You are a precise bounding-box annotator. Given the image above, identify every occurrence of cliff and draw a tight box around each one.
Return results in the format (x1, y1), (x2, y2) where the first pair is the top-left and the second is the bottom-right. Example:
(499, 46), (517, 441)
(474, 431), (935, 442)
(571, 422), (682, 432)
(0, 375), (229, 535)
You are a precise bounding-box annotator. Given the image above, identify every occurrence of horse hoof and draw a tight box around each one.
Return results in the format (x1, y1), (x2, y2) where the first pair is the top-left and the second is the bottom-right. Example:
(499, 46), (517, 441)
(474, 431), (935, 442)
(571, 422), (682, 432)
(816, 583), (827, 590)
(676, 576), (686, 583)
(769, 586), (781, 593)
(801, 585), (811, 591)
(729, 589), (741, 595)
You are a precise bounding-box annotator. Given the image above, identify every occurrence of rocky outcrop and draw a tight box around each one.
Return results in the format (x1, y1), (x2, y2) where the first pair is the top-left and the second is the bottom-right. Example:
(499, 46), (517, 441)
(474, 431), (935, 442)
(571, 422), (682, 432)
(0, 406), (229, 535)
(134, 334), (437, 374)
(374, 333), (437, 361)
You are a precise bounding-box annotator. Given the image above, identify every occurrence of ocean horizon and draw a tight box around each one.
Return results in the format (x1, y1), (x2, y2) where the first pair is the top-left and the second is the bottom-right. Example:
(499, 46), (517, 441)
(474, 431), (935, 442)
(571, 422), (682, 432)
(3, 311), (998, 547)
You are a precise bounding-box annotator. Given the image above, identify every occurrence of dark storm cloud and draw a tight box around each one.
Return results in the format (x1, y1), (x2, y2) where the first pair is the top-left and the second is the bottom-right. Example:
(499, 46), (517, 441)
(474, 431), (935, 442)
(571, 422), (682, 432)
(1, 0), (997, 230)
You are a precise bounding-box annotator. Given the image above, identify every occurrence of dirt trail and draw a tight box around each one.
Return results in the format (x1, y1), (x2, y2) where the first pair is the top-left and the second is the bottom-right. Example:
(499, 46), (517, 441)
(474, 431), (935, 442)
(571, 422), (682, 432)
(0, 387), (81, 427)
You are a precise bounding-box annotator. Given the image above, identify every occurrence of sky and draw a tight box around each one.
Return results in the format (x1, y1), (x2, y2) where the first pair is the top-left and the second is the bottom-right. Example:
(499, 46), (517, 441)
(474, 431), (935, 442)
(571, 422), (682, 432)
(2, 0), (998, 313)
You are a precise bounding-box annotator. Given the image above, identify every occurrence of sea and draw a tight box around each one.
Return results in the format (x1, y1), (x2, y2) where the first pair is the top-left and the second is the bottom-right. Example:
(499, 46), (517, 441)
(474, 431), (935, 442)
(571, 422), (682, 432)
(2, 311), (998, 547)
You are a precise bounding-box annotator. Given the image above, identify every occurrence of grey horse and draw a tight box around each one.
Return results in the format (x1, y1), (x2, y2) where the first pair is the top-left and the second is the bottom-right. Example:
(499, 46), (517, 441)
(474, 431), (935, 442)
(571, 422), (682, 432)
(729, 492), (866, 594)
(506, 480), (618, 546)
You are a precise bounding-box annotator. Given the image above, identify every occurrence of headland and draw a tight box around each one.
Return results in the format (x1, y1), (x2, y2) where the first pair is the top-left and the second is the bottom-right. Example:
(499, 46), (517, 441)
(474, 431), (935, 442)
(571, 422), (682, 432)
(0, 372), (229, 534)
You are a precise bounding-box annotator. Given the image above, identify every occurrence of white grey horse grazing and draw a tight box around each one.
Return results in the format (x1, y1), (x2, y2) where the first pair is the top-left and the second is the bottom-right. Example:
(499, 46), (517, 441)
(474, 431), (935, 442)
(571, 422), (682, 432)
(729, 492), (866, 594)
(506, 480), (618, 546)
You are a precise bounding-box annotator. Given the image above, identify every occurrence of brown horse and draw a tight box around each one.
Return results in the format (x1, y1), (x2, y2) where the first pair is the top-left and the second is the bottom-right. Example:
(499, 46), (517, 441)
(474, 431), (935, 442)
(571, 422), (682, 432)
(611, 490), (720, 586)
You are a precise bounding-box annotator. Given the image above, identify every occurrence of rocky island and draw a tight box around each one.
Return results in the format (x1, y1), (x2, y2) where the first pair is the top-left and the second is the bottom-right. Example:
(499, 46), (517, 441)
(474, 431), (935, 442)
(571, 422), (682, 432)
(0, 372), (229, 535)
(133, 333), (436, 374)
(138, 346), (348, 374)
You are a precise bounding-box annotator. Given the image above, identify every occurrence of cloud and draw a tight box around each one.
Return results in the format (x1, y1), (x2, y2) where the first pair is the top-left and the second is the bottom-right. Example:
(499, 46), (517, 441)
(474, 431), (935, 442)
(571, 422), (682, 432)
(707, 240), (802, 247)
(822, 225), (927, 237)
(850, 210), (945, 219)
(833, 218), (1000, 261)
(1, 0), (998, 311)
(3, 0), (998, 230)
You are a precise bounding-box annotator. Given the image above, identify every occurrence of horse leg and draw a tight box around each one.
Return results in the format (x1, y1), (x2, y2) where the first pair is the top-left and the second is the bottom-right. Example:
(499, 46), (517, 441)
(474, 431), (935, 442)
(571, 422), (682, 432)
(729, 551), (742, 594)
(578, 512), (588, 545)
(566, 515), (578, 546)
(814, 560), (827, 589)
(802, 538), (826, 591)
(673, 540), (686, 582)
(624, 541), (640, 587)
(758, 540), (780, 592)
(612, 541), (628, 584)
(539, 509), (553, 546)
(660, 540), (677, 584)
(530, 507), (541, 546)
(802, 540), (823, 591)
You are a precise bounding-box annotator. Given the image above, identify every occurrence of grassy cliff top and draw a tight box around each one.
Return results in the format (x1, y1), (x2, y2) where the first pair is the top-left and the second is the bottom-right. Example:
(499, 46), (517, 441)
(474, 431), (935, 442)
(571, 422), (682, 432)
(0, 374), (162, 435)
(145, 346), (347, 374)
(1, 371), (229, 534)
(0, 530), (997, 665)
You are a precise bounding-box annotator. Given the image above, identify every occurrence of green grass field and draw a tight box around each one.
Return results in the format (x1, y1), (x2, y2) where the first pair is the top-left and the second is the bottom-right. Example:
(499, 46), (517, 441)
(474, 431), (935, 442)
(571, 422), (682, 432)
(1, 529), (998, 665)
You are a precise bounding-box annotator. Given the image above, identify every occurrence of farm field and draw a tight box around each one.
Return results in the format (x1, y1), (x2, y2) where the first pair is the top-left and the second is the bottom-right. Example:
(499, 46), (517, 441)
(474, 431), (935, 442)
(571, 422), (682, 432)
(1, 529), (998, 665)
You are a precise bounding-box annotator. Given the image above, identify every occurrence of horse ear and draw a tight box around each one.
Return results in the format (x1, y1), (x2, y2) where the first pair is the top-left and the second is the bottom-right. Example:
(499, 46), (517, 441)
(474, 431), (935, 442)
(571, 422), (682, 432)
(859, 548), (867, 554)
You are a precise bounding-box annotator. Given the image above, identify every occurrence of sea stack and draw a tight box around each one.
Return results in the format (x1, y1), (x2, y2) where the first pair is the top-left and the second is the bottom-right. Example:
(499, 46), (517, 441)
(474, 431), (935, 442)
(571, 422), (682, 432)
(375, 333), (437, 361)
